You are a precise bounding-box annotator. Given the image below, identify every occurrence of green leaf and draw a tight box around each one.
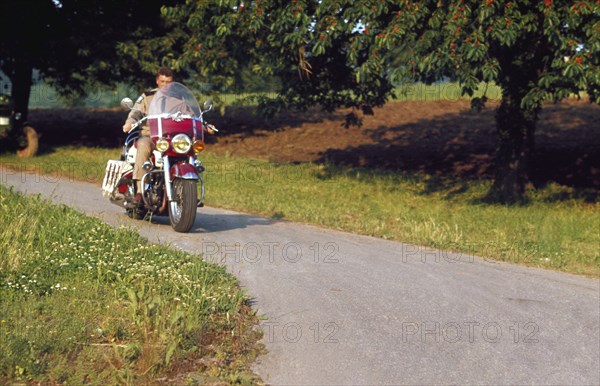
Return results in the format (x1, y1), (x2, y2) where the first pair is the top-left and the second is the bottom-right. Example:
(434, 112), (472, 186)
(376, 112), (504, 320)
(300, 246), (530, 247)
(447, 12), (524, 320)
(127, 288), (137, 307)
(312, 41), (326, 56)
(165, 340), (178, 365)
(216, 24), (229, 37)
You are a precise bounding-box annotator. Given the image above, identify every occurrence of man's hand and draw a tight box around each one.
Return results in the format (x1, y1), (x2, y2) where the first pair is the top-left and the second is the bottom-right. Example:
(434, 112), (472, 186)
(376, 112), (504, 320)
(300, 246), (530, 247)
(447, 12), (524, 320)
(206, 124), (218, 135)
(123, 122), (132, 133)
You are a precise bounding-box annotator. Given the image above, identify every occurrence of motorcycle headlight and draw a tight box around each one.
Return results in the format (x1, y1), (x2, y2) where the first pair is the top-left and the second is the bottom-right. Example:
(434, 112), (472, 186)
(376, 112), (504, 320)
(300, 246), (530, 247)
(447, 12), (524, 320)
(171, 134), (192, 154)
(156, 138), (169, 153)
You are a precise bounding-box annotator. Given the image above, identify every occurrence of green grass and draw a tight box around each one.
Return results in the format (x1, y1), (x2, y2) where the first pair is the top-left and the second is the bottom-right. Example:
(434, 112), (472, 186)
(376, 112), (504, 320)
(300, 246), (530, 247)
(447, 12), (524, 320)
(0, 185), (263, 384)
(1, 147), (598, 278)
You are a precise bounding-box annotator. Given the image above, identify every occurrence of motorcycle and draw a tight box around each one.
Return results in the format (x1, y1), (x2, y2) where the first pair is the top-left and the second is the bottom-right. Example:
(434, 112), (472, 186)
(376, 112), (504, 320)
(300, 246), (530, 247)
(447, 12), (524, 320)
(102, 82), (215, 233)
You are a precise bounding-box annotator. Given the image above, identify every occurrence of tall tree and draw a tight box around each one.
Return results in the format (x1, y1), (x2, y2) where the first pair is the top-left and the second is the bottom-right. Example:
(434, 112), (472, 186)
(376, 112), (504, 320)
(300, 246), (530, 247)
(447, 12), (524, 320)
(371, 0), (599, 202)
(125, 1), (395, 121)
(0, 0), (172, 149)
(85, 1), (600, 202)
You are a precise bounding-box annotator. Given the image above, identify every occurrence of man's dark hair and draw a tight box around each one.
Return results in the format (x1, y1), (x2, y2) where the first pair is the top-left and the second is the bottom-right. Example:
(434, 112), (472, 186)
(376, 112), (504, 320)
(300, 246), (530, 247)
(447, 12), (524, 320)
(157, 67), (174, 78)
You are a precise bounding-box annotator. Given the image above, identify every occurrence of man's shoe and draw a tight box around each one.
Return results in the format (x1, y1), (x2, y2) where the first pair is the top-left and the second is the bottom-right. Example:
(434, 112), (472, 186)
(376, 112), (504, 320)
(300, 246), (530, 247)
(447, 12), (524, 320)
(133, 193), (143, 206)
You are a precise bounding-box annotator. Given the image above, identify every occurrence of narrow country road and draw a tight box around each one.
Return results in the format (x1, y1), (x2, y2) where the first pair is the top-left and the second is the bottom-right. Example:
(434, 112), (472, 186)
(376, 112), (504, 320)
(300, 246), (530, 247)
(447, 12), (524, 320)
(1, 166), (599, 385)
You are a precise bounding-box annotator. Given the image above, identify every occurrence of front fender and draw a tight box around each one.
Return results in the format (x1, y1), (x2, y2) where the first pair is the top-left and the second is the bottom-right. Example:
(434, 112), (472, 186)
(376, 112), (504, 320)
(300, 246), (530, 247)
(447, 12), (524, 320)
(169, 163), (199, 181)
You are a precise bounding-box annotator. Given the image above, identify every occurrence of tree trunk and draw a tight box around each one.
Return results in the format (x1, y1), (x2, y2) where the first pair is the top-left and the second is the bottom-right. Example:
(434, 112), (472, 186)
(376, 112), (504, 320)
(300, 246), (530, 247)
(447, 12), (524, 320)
(8, 57), (38, 157)
(10, 58), (33, 130)
(489, 93), (538, 203)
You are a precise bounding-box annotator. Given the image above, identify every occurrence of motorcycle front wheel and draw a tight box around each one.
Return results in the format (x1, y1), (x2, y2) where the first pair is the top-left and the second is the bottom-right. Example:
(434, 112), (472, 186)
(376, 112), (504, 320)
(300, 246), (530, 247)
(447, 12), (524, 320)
(168, 179), (197, 233)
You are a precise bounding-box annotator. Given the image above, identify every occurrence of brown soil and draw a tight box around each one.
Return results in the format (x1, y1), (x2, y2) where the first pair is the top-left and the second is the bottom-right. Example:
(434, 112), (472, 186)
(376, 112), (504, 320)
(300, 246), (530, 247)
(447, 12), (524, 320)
(26, 98), (600, 188)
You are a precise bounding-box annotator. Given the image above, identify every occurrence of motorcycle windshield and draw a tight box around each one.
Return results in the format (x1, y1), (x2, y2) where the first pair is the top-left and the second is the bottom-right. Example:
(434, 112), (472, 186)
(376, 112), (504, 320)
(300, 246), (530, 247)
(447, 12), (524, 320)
(148, 82), (201, 117)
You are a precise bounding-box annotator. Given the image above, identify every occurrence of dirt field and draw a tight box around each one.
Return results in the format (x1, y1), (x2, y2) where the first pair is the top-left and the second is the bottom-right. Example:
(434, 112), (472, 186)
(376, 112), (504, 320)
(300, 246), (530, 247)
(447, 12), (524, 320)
(27, 98), (600, 188)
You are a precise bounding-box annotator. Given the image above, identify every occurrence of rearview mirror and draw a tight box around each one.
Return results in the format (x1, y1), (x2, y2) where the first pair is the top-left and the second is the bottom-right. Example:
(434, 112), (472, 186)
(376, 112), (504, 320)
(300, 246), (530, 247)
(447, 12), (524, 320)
(203, 99), (213, 112)
(120, 97), (134, 109)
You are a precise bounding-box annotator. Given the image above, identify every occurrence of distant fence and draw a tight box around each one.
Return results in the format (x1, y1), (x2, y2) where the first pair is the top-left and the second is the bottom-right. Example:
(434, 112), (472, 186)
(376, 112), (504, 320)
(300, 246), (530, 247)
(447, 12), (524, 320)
(25, 83), (280, 109)
(15, 82), (503, 109)
(28, 83), (139, 109)
(394, 82), (502, 102)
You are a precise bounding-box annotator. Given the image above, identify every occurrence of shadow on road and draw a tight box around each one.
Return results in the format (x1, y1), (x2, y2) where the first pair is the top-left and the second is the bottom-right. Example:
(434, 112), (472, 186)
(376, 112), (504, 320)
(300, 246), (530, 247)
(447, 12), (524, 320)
(145, 210), (279, 234)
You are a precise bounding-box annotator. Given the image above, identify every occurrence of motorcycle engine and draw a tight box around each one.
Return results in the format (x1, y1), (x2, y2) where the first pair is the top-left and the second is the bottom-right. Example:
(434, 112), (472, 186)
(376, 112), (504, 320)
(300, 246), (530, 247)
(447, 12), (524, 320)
(145, 174), (164, 208)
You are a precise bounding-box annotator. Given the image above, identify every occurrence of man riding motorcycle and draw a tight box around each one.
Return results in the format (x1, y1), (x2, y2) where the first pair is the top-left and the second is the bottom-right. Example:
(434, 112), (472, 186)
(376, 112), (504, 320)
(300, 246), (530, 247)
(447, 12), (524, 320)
(122, 67), (214, 205)
(122, 67), (174, 204)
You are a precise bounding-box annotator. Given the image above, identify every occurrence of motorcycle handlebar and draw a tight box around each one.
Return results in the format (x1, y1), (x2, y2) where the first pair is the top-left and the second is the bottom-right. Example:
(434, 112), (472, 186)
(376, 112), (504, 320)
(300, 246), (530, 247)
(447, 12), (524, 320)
(130, 116), (148, 130)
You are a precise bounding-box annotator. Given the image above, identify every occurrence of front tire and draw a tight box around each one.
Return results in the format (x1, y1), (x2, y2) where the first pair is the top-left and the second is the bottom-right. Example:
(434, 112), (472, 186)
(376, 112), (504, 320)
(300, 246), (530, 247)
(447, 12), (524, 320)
(168, 179), (197, 233)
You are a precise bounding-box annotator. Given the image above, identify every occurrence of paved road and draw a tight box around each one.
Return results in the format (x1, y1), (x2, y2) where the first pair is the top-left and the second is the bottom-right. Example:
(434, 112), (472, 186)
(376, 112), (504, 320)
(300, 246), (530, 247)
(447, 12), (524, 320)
(1, 166), (599, 385)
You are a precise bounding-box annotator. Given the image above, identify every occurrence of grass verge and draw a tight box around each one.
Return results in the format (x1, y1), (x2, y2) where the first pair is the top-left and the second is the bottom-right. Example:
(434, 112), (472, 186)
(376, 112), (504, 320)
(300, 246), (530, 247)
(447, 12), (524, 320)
(1, 147), (598, 278)
(0, 185), (264, 384)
